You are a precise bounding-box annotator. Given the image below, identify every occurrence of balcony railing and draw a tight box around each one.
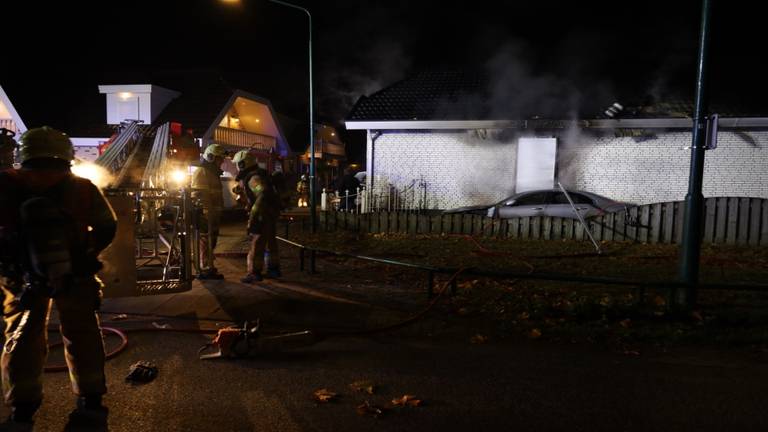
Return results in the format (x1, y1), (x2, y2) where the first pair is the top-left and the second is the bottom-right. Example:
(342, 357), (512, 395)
(213, 127), (276, 152)
(0, 119), (18, 134)
(307, 140), (346, 158)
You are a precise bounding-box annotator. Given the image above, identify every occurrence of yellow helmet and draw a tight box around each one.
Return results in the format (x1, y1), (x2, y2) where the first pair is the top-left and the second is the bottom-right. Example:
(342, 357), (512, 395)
(202, 144), (227, 162)
(18, 126), (74, 163)
(232, 149), (258, 171)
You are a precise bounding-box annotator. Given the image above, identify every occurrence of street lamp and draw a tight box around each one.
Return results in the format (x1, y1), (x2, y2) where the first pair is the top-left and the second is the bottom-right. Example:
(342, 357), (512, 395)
(267, 0), (316, 233)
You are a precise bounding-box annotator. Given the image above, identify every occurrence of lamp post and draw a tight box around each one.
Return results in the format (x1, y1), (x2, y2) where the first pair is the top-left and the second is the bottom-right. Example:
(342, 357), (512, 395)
(267, 0), (316, 233)
(677, 0), (712, 310)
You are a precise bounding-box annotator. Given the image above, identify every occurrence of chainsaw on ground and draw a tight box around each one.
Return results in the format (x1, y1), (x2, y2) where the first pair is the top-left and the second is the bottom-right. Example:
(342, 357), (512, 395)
(198, 319), (318, 360)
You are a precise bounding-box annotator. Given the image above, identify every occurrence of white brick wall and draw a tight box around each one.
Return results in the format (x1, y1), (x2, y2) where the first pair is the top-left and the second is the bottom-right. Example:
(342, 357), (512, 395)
(370, 131), (518, 209)
(560, 131), (768, 204)
(367, 129), (768, 209)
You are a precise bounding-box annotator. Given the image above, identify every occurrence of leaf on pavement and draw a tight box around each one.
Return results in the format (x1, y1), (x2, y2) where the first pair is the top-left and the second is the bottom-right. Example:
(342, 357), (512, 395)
(529, 328), (542, 339)
(470, 334), (488, 344)
(653, 295), (666, 306)
(619, 319), (632, 328)
(313, 388), (338, 403)
(357, 400), (386, 418)
(517, 311), (530, 321)
(349, 380), (376, 395)
(392, 394), (422, 407)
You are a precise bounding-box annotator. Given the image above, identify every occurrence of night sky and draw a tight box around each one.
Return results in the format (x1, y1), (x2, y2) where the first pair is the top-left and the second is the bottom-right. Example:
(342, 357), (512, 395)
(2, 0), (764, 157)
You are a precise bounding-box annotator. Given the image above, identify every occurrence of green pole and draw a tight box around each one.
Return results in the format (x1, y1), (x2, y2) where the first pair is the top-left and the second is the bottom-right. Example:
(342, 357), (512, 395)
(677, 0), (713, 309)
(268, 0), (316, 233)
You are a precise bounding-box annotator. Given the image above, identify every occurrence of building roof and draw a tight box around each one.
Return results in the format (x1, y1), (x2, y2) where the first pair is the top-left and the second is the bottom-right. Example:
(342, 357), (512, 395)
(347, 70), (768, 124)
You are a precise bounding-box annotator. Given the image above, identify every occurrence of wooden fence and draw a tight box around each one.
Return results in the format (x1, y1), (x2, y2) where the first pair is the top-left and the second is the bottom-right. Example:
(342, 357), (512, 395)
(319, 197), (768, 246)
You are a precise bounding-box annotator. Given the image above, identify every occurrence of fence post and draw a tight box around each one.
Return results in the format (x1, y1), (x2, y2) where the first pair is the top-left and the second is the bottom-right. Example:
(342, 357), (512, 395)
(344, 189), (349, 212)
(310, 249), (316, 274)
(321, 188), (327, 211)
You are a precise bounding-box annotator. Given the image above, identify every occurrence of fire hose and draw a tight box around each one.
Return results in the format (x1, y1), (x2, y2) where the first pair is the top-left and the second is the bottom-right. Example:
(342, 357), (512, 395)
(41, 267), (471, 368)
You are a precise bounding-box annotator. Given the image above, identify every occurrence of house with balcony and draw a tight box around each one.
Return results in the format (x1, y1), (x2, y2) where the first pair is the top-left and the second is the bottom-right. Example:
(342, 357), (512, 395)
(1, 70), (290, 170)
(277, 115), (349, 190)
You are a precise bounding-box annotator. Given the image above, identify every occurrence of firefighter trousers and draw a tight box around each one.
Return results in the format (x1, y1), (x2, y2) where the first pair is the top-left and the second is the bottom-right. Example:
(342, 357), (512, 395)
(1, 276), (106, 406)
(247, 222), (280, 275)
(198, 207), (222, 272)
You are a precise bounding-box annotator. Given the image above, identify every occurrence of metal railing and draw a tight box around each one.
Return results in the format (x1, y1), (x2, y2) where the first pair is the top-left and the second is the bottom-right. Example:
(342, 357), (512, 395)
(141, 122), (172, 189)
(95, 120), (144, 185)
(0, 119), (17, 134)
(213, 126), (276, 151)
(275, 235), (768, 298)
(322, 178), (429, 214)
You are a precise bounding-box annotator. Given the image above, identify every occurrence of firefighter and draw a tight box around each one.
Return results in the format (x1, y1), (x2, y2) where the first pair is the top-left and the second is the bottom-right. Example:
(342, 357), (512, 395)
(0, 127), (117, 427)
(297, 174), (309, 207)
(0, 128), (16, 170)
(192, 144), (227, 280)
(232, 150), (281, 283)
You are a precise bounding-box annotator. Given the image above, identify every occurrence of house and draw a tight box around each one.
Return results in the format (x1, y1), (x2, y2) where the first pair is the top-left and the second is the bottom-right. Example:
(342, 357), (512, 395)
(1, 71), (290, 177)
(345, 71), (768, 209)
(278, 115), (349, 190)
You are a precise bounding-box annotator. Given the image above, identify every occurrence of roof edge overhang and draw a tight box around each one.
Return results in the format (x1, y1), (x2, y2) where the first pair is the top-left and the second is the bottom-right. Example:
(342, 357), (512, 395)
(345, 117), (768, 130)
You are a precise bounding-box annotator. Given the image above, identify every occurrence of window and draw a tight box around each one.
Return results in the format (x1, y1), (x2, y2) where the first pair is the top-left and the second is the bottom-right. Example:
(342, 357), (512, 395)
(552, 192), (593, 205)
(512, 192), (552, 206)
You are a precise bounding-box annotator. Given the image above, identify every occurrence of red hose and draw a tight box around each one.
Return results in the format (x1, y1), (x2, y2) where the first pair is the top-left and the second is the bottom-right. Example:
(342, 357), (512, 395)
(44, 326), (218, 373)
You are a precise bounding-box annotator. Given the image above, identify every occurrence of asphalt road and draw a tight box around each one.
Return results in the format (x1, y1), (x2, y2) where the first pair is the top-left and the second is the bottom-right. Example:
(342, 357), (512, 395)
(4, 226), (768, 431)
(9, 331), (768, 432)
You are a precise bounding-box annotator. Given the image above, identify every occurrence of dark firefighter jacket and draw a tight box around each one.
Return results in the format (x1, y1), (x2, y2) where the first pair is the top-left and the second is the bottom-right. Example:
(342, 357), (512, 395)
(0, 168), (117, 277)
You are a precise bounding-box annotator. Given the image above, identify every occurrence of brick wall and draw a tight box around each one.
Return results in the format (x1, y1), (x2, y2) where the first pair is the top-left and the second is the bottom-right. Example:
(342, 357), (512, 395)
(367, 129), (768, 209)
(559, 130), (768, 204)
(370, 131), (518, 209)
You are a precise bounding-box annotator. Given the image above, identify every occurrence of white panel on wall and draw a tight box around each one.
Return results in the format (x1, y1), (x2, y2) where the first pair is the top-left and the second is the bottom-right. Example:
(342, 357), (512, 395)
(116, 97), (140, 122)
(515, 137), (557, 193)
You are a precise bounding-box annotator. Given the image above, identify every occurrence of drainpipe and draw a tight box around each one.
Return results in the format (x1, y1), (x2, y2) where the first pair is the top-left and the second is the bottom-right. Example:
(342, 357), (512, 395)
(677, 0), (713, 310)
(369, 130), (382, 190)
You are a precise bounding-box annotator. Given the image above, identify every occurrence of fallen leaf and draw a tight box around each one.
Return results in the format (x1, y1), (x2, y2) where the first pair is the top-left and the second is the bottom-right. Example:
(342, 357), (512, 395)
(392, 394), (422, 407)
(653, 295), (666, 306)
(619, 319), (632, 328)
(599, 296), (611, 307)
(313, 388), (338, 403)
(529, 328), (542, 339)
(356, 400), (386, 417)
(470, 334), (488, 344)
(623, 350), (641, 356)
(349, 380), (376, 395)
(457, 307), (470, 316)
(517, 311), (530, 321)
(690, 310), (704, 322)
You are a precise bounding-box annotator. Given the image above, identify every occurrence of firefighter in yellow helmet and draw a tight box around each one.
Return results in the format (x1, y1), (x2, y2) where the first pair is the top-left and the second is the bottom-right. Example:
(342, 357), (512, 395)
(232, 150), (281, 283)
(0, 127), (117, 427)
(0, 128), (16, 170)
(192, 143), (228, 279)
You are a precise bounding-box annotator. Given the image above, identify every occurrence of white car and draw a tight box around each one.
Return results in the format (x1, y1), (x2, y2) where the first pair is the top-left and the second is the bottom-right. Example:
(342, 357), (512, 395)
(443, 189), (633, 219)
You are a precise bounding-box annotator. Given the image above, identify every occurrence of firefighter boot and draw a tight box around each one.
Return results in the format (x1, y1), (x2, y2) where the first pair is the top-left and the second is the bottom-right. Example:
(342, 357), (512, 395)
(265, 266), (282, 279)
(240, 273), (263, 284)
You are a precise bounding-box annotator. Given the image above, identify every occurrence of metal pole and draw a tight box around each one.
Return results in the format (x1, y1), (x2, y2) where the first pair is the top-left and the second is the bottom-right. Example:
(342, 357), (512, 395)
(677, 0), (713, 309)
(268, 0), (315, 233)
